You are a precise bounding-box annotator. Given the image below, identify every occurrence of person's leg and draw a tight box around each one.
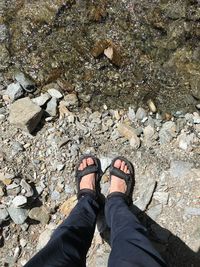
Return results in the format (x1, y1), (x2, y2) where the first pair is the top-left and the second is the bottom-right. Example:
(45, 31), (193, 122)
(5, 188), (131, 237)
(105, 159), (166, 267)
(24, 157), (101, 267)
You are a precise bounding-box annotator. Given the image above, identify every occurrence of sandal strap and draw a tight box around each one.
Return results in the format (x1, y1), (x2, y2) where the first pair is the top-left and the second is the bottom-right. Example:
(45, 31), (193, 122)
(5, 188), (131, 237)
(110, 166), (132, 182)
(76, 165), (98, 179)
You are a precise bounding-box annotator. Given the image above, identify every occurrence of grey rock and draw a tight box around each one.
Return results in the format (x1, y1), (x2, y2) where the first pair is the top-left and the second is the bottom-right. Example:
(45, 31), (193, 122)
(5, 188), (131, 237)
(9, 97), (43, 133)
(15, 71), (36, 93)
(128, 107), (136, 121)
(159, 121), (177, 144)
(32, 93), (51, 106)
(37, 228), (54, 251)
(0, 185), (4, 197)
(169, 161), (193, 179)
(5, 83), (24, 101)
(78, 93), (92, 103)
(196, 104), (200, 110)
(7, 206), (28, 224)
(12, 141), (24, 156)
(63, 94), (79, 108)
(28, 207), (50, 225)
(0, 24), (7, 42)
(135, 107), (147, 120)
(46, 97), (57, 117)
(6, 183), (21, 195)
(20, 179), (34, 197)
(134, 180), (156, 211)
(153, 192), (169, 205)
(0, 43), (10, 70)
(143, 125), (156, 148)
(12, 195), (27, 207)
(48, 88), (62, 99)
(0, 107), (6, 114)
(177, 132), (195, 151)
(0, 208), (9, 221)
(185, 207), (200, 216)
(147, 204), (163, 220)
(51, 190), (60, 200)
(0, 114), (5, 121)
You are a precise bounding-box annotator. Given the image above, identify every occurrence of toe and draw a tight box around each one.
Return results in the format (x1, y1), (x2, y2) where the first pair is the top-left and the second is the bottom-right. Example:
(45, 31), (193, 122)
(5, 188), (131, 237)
(121, 161), (125, 171)
(82, 158), (87, 169)
(87, 157), (94, 166)
(114, 159), (122, 168)
(78, 163), (83, 171)
(124, 165), (128, 173)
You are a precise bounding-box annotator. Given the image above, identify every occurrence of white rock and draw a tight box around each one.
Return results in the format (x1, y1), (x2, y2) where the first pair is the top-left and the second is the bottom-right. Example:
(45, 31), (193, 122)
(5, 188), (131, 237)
(12, 195), (27, 207)
(32, 93), (51, 106)
(48, 89), (62, 99)
(5, 82), (24, 101)
(37, 228), (54, 251)
(63, 94), (78, 108)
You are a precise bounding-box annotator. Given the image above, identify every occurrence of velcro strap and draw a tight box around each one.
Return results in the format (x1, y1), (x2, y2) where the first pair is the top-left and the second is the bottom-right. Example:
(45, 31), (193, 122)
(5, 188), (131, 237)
(77, 165), (98, 179)
(110, 167), (131, 183)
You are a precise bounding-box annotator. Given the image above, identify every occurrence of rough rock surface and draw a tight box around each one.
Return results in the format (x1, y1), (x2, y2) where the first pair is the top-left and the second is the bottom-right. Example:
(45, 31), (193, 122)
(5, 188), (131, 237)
(8, 97), (43, 133)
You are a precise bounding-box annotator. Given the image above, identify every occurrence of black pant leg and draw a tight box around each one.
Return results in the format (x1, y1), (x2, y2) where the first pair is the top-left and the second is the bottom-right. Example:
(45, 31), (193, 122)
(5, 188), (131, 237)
(105, 196), (167, 267)
(24, 195), (100, 267)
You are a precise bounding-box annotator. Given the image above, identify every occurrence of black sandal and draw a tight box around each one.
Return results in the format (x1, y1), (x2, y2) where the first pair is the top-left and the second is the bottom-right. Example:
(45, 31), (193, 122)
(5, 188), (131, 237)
(107, 156), (135, 205)
(75, 154), (102, 201)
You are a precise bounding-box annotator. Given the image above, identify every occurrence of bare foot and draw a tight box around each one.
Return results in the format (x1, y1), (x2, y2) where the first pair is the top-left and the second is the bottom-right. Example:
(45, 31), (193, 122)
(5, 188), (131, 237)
(79, 157), (95, 191)
(109, 159), (130, 194)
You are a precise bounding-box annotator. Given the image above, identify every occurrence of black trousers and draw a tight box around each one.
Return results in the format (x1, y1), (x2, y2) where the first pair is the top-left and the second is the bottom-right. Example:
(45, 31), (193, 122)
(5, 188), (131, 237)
(24, 195), (166, 267)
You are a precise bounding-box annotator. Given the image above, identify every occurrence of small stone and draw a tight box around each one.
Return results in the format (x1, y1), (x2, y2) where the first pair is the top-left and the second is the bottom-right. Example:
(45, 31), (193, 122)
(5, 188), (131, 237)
(99, 156), (112, 172)
(51, 190), (60, 200)
(127, 107), (136, 121)
(6, 183), (21, 195)
(12, 196), (27, 207)
(196, 104), (200, 110)
(56, 163), (65, 171)
(0, 43), (10, 70)
(185, 207), (200, 216)
(47, 89), (62, 99)
(60, 195), (77, 217)
(7, 207), (28, 224)
(147, 99), (157, 113)
(159, 121), (177, 144)
(15, 71), (36, 93)
(169, 160), (193, 179)
(63, 94), (79, 108)
(28, 207), (50, 225)
(0, 208), (9, 221)
(46, 97), (57, 117)
(143, 125), (156, 147)
(9, 97), (43, 133)
(0, 114), (5, 121)
(135, 107), (147, 120)
(5, 82), (24, 101)
(118, 123), (140, 149)
(193, 112), (200, 124)
(20, 179), (34, 197)
(20, 238), (27, 248)
(12, 141), (24, 156)
(0, 107), (6, 114)
(36, 228), (54, 251)
(32, 93), (51, 106)
(177, 132), (195, 151)
(153, 192), (169, 205)
(147, 204), (163, 220)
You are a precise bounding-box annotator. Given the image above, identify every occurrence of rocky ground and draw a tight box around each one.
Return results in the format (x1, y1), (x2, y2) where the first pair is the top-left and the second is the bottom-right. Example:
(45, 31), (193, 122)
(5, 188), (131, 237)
(0, 0), (200, 266)
(0, 77), (200, 267)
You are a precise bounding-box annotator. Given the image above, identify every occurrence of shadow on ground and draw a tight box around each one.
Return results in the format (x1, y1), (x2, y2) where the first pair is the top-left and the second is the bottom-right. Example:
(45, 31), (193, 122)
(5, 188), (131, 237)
(98, 204), (200, 267)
